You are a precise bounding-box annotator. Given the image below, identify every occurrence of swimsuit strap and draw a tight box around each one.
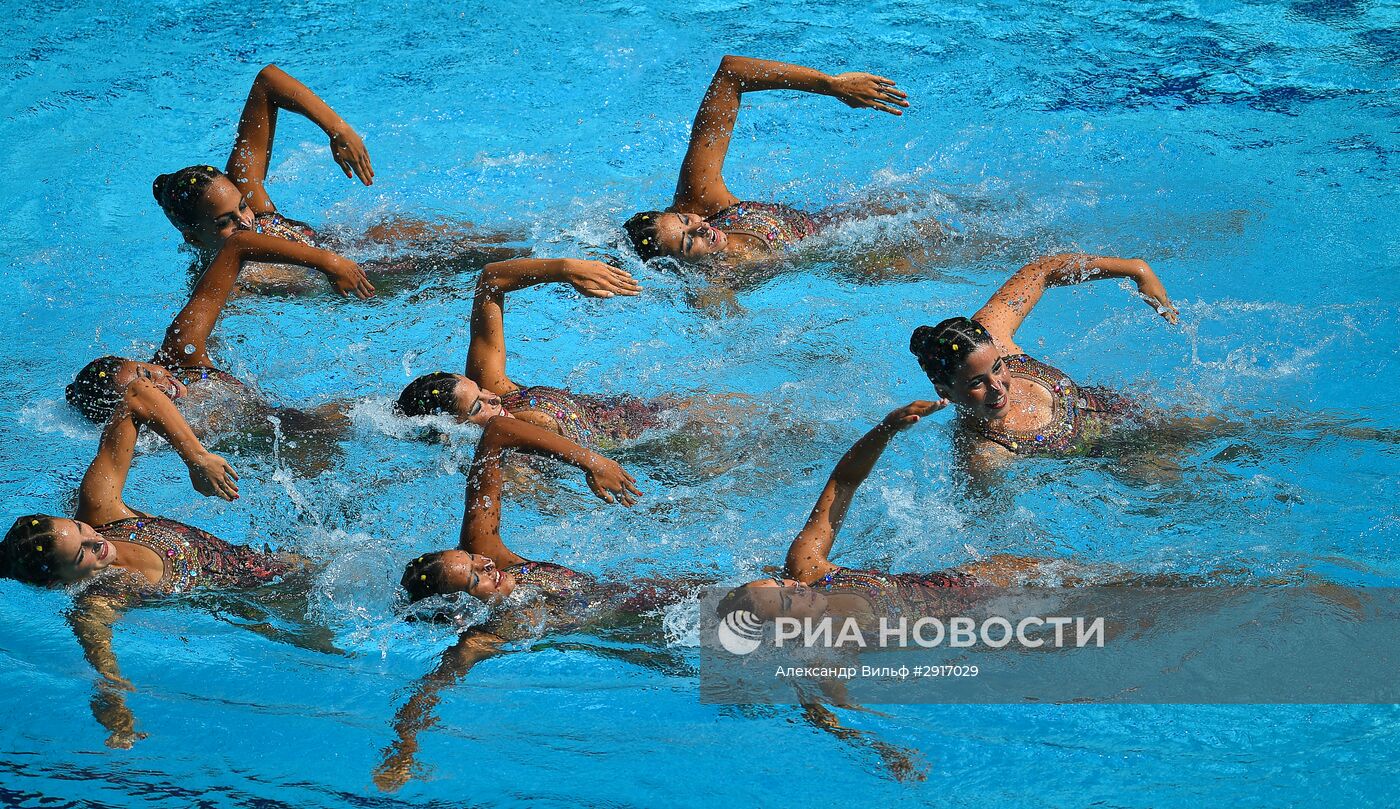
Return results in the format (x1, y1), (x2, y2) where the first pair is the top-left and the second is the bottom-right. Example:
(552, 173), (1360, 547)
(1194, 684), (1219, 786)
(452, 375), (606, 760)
(706, 201), (819, 251)
(500, 386), (598, 445)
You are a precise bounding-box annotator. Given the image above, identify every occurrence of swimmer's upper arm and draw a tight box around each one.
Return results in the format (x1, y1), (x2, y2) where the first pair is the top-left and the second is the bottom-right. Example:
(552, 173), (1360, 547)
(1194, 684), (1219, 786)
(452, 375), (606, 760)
(784, 478), (846, 585)
(227, 65), (284, 215)
(972, 255), (1081, 353)
(466, 272), (513, 393)
(76, 403), (141, 528)
(457, 420), (525, 568)
(672, 58), (744, 216)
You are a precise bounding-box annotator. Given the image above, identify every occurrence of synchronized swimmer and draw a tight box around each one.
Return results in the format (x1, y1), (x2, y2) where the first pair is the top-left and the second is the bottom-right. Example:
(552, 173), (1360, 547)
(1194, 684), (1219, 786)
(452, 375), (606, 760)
(6, 54), (1225, 780)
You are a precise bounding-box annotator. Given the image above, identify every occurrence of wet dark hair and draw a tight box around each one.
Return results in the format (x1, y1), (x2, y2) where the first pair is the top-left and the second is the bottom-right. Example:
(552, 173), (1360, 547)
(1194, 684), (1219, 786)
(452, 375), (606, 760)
(66, 356), (129, 423)
(395, 372), (460, 418)
(623, 211), (666, 261)
(0, 515), (61, 586)
(715, 584), (758, 618)
(909, 317), (996, 387)
(152, 165), (224, 232)
(401, 551), (455, 604)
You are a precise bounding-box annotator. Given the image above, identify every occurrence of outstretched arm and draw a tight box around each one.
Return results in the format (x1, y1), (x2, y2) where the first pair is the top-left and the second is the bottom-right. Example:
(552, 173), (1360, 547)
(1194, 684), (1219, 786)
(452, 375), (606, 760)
(466, 258), (639, 393)
(372, 629), (504, 792)
(972, 254), (1177, 355)
(785, 401), (944, 584)
(155, 230), (372, 369)
(458, 417), (642, 564)
(68, 597), (146, 749)
(672, 55), (908, 216)
(227, 63), (374, 215)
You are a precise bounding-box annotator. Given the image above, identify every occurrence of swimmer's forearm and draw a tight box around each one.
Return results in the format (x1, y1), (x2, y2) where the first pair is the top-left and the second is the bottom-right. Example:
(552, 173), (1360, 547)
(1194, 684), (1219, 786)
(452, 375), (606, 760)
(478, 258), (571, 293)
(716, 55), (835, 97)
(1038, 254), (1150, 287)
(255, 64), (351, 137)
(480, 415), (595, 471)
(123, 381), (208, 464)
(829, 421), (900, 488)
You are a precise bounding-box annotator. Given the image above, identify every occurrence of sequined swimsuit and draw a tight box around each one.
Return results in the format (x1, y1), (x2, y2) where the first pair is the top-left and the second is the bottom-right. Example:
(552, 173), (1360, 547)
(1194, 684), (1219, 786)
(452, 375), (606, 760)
(253, 212), (319, 247)
(707, 201), (819, 253)
(816, 568), (979, 616)
(500, 386), (663, 447)
(92, 516), (293, 597)
(972, 354), (1137, 456)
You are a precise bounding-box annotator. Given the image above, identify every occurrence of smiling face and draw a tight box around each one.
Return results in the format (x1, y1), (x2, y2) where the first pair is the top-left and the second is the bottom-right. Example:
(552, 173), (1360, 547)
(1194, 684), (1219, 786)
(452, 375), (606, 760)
(450, 376), (510, 425)
(46, 519), (116, 584)
(939, 343), (1012, 421)
(113, 361), (187, 402)
(180, 176), (255, 250)
(432, 550), (517, 603)
(652, 212), (729, 260)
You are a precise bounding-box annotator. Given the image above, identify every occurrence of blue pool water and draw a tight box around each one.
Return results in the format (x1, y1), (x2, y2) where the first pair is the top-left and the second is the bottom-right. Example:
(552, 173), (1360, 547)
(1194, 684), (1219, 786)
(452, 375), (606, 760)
(3, 0), (1398, 805)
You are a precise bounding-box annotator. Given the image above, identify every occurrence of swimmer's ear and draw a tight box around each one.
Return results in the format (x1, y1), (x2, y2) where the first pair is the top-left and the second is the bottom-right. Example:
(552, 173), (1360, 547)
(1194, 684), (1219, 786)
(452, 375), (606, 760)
(934, 382), (953, 400)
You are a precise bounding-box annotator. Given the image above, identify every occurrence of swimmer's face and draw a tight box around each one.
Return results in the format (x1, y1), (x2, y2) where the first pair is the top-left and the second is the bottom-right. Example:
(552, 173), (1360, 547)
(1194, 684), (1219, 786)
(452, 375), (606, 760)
(653, 212), (728, 260)
(113, 361), (187, 402)
(450, 376), (510, 425)
(47, 519), (115, 584)
(738, 579), (828, 620)
(435, 550), (517, 603)
(940, 343), (1011, 421)
(183, 176), (255, 249)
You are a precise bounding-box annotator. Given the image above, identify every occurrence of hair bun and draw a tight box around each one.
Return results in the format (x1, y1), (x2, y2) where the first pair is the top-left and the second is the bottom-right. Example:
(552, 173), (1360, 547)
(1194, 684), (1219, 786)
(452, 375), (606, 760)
(909, 325), (936, 355)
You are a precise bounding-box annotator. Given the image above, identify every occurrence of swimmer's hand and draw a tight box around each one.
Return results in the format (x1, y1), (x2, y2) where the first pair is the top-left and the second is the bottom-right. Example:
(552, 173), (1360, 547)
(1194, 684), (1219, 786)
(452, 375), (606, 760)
(881, 400), (948, 431)
(561, 259), (641, 299)
(326, 257), (376, 300)
(829, 72), (909, 116)
(1130, 261), (1179, 325)
(329, 124), (374, 186)
(584, 455), (643, 506)
(188, 452), (240, 501)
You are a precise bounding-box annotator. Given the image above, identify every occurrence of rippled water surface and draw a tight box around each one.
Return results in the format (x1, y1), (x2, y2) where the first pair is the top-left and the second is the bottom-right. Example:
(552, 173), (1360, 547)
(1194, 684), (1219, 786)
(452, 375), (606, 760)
(2, 0), (1398, 805)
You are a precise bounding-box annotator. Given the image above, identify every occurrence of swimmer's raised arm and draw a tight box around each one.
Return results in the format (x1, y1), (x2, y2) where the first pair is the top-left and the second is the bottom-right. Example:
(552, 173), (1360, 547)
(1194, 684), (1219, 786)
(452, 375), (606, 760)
(459, 417), (641, 562)
(784, 401), (944, 584)
(155, 230), (371, 368)
(227, 64), (373, 214)
(673, 55), (909, 215)
(467, 258), (639, 393)
(972, 254), (1178, 355)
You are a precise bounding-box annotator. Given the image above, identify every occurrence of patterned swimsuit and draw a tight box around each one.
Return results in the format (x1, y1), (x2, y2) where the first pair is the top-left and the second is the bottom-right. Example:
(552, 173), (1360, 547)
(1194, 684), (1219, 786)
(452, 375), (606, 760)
(499, 386), (663, 447)
(707, 201), (819, 253)
(253, 212), (319, 247)
(816, 567), (979, 616)
(91, 516), (293, 597)
(972, 354), (1137, 456)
